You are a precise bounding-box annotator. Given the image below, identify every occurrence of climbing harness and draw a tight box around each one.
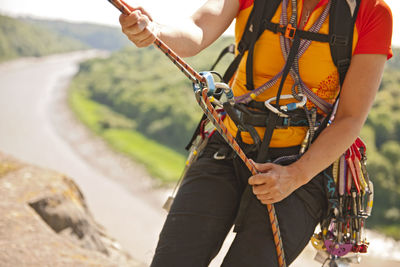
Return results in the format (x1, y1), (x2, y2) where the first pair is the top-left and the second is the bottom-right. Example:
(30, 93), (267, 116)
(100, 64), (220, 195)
(108, 0), (287, 266)
(225, 0), (334, 253)
(216, 0), (372, 265)
(108, 0), (374, 266)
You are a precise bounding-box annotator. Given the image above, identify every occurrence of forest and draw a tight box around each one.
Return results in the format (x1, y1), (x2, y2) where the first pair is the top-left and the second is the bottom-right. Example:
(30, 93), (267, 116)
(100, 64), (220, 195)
(68, 40), (400, 237)
(0, 15), (86, 62)
(70, 38), (234, 154)
(0, 14), (130, 62)
(22, 18), (131, 51)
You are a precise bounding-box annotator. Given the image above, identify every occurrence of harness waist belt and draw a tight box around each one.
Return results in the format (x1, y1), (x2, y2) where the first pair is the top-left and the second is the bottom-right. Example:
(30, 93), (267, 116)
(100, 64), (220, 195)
(237, 107), (309, 128)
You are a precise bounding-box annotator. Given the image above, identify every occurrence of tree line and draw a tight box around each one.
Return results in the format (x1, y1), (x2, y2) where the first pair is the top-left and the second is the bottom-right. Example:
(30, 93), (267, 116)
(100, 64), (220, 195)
(0, 14), (131, 62)
(0, 15), (86, 62)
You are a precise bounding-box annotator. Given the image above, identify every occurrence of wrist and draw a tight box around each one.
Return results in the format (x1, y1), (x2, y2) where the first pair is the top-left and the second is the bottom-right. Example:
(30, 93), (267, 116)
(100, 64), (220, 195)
(150, 21), (161, 39)
(286, 162), (309, 188)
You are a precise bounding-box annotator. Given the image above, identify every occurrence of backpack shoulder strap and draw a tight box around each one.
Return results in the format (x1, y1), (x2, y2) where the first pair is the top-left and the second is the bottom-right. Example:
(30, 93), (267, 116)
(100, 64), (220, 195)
(329, 0), (361, 87)
(224, 0), (361, 88)
(312, 0), (362, 142)
(223, 0), (282, 83)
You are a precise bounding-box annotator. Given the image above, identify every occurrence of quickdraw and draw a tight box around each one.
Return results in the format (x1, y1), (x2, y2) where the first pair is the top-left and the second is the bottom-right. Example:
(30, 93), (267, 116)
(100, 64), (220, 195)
(314, 137), (374, 263)
(107, 0), (287, 266)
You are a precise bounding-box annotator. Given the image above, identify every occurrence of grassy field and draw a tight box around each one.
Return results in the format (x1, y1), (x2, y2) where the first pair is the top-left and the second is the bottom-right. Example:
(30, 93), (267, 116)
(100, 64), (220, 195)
(68, 84), (185, 184)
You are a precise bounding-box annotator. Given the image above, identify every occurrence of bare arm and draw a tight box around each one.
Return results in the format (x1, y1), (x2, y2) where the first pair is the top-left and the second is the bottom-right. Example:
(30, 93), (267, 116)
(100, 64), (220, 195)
(249, 54), (387, 204)
(291, 54), (386, 182)
(119, 0), (239, 57)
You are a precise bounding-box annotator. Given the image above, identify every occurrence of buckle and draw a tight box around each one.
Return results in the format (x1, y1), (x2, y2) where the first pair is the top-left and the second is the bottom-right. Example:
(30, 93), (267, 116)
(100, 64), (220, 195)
(284, 24), (296, 39)
(276, 117), (291, 129)
(330, 34), (348, 46)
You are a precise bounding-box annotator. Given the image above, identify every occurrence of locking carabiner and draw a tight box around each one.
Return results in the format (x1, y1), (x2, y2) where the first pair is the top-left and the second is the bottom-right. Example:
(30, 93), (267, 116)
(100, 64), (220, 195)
(264, 94), (307, 117)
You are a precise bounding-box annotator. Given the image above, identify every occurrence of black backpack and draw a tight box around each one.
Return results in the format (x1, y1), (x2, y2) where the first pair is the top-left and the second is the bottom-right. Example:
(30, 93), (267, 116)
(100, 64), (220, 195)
(224, 0), (360, 91)
(187, 0), (362, 151)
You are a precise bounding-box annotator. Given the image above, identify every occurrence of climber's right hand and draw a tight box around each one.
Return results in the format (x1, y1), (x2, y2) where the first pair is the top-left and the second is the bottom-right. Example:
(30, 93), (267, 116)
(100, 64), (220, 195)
(119, 7), (159, 48)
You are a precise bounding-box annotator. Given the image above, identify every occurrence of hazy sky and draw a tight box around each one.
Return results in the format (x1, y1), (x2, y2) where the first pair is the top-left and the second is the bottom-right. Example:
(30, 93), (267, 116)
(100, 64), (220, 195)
(0, 0), (399, 46)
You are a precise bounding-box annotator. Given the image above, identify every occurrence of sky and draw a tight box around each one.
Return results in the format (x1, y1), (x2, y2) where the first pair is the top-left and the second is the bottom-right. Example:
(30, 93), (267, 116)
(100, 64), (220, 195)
(0, 0), (399, 47)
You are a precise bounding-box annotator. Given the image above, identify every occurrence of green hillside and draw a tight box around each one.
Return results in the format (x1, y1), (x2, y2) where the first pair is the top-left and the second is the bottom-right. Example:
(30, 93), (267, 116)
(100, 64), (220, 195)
(68, 40), (400, 236)
(359, 49), (400, 234)
(23, 18), (131, 51)
(0, 14), (87, 62)
(69, 37), (234, 154)
(68, 37), (234, 182)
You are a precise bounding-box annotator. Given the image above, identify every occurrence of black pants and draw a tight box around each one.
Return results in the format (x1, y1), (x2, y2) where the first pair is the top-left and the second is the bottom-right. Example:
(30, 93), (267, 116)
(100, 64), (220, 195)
(151, 133), (326, 267)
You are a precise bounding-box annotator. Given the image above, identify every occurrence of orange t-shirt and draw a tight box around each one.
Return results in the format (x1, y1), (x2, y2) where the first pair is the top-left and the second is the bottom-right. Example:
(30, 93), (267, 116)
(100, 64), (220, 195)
(224, 0), (393, 147)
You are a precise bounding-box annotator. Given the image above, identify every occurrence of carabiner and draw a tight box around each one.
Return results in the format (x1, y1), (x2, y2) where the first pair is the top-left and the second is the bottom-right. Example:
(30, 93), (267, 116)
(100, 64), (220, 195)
(264, 94), (307, 117)
(355, 137), (366, 152)
(280, 94), (307, 112)
(215, 82), (235, 105)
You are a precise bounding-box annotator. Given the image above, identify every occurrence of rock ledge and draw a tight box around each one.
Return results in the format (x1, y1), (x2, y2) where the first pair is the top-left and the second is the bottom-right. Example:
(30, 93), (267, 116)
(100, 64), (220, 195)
(0, 152), (144, 267)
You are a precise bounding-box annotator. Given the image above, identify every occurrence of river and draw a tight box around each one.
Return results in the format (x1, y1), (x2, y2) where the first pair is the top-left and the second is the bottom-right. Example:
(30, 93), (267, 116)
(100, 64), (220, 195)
(0, 51), (398, 267)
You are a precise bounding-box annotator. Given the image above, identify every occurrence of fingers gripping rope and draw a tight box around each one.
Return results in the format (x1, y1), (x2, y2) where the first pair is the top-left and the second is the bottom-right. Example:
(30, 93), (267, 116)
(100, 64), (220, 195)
(108, 0), (204, 84)
(107, 1), (286, 266)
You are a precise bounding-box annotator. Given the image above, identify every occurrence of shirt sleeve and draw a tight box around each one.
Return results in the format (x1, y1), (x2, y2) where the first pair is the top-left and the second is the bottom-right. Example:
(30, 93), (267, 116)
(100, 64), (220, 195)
(239, 0), (253, 11)
(354, 0), (393, 59)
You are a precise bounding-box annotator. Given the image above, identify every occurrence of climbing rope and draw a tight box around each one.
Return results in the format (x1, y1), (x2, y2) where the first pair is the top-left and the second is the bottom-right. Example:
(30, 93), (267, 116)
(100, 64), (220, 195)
(107, 0), (287, 266)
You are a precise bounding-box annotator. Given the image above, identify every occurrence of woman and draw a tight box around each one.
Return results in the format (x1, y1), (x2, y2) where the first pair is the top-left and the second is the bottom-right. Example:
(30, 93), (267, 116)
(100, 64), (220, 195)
(119, 0), (392, 266)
